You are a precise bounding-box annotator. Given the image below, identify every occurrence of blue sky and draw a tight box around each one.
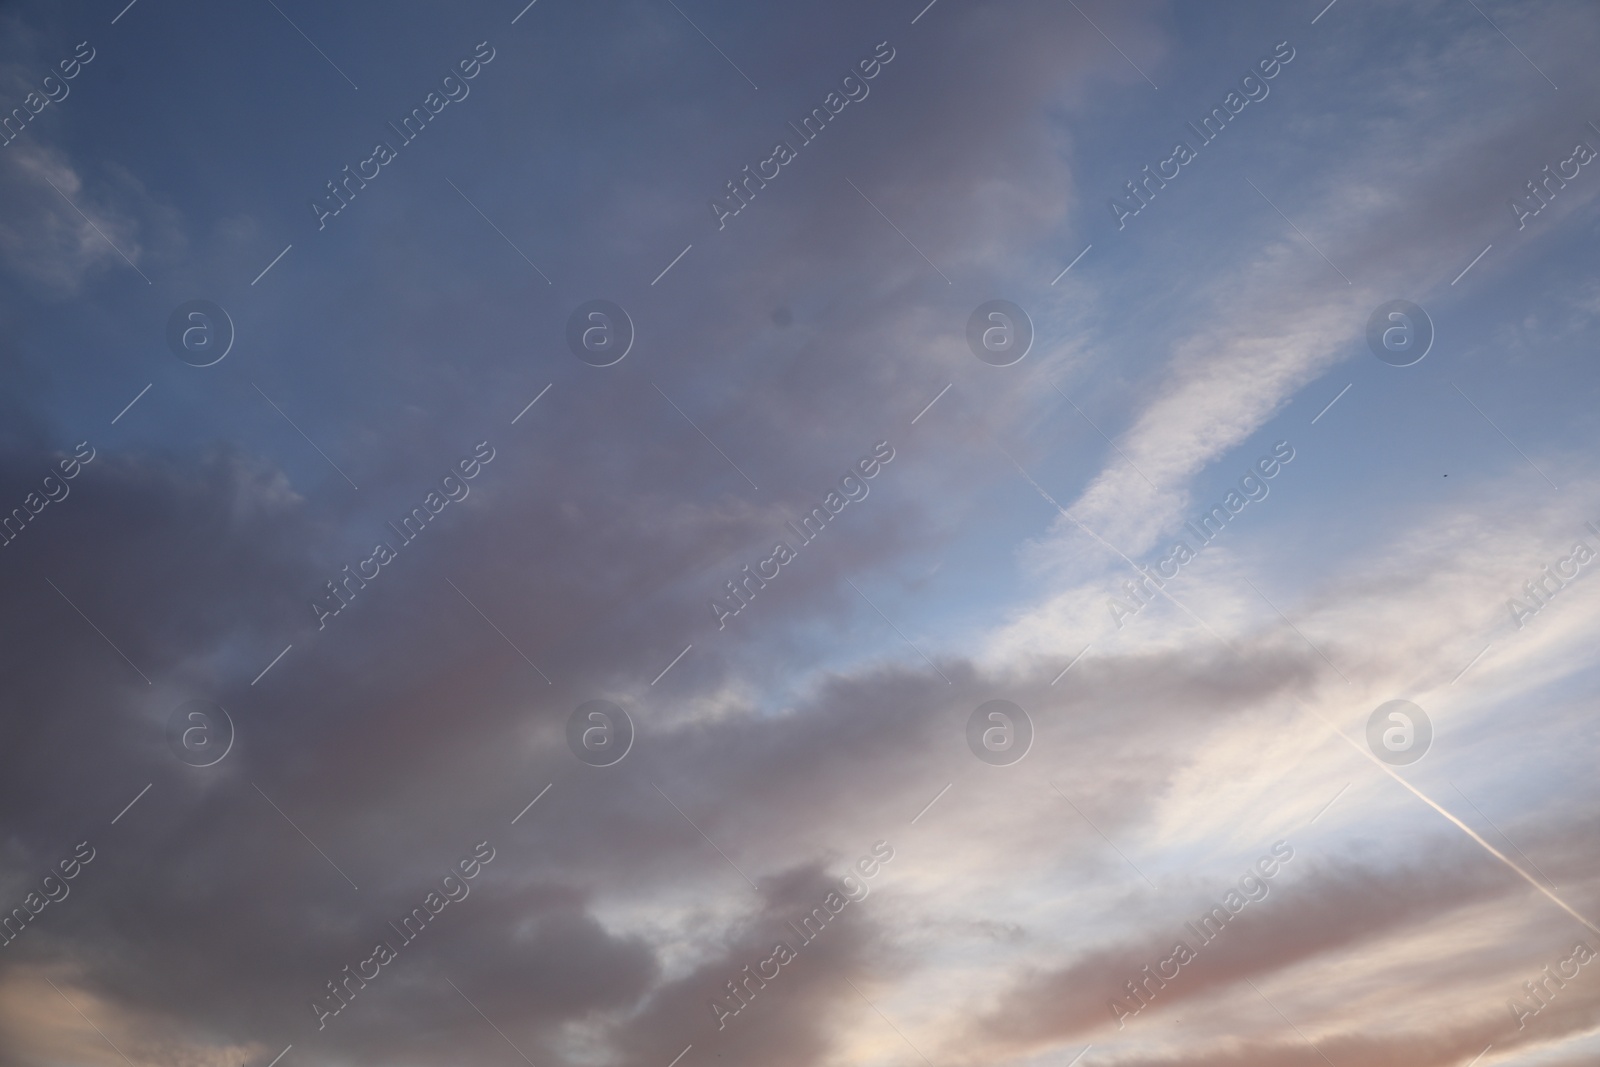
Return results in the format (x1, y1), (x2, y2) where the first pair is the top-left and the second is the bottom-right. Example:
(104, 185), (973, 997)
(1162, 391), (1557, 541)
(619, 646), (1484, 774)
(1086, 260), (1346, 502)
(2, 2), (1599, 1067)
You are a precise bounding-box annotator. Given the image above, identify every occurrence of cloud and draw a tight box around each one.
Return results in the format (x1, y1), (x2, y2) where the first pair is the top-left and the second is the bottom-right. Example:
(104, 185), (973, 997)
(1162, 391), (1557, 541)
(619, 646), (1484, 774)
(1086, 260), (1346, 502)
(2, 2), (1599, 1067)
(0, 141), (150, 293)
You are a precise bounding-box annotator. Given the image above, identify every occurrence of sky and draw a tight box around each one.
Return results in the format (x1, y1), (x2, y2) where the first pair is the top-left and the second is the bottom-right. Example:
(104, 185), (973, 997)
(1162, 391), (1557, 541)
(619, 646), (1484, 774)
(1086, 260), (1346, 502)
(0, 1), (1598, 1066)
